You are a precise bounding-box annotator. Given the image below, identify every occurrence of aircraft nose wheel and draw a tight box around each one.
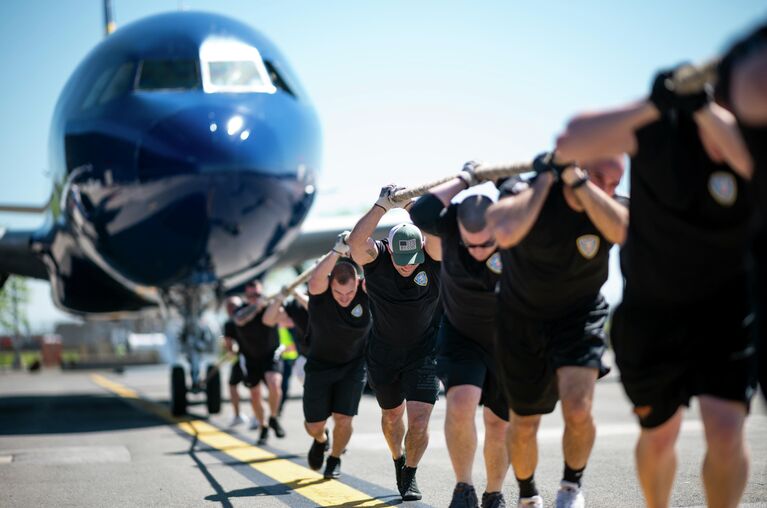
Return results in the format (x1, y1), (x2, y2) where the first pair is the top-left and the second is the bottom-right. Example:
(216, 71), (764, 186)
(170, 364), (188, 416)
(204, 364), (222, 414)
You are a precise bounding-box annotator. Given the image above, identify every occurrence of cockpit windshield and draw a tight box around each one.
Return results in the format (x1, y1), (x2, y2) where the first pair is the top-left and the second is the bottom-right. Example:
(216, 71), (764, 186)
(199, 38), (276, 94)
(136, 60), (201, 91)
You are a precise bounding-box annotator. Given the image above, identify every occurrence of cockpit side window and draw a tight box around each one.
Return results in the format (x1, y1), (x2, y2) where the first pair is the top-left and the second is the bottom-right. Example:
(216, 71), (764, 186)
(136, 60), (201, 91)
(80, 62), (137, 110)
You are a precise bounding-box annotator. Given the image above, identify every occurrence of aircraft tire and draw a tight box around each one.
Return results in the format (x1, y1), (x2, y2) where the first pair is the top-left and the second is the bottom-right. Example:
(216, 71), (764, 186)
(170, 364), (187, 416)
(205, 364), (222, 414)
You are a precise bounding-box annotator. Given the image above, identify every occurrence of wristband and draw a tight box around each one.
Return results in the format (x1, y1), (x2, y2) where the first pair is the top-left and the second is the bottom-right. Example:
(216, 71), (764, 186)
(569, 175), (589, 189)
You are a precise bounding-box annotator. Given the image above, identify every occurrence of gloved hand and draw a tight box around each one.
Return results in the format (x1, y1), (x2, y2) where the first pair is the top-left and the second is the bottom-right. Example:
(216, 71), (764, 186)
(333, 231), (351, 256)
(649, 64), (712, 115)
(532, 152), (566, 182)
(375, 184), (405, 212)
(457, 160), (481, 188)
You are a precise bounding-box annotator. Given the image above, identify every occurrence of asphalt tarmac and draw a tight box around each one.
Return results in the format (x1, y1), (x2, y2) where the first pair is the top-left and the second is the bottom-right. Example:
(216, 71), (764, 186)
(0, 360), (765, 507)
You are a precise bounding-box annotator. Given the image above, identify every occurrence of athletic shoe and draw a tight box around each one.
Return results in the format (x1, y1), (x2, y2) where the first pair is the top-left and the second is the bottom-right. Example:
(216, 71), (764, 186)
(307, 430), (329, 471)
(517, 495), (543, 508)
(449, 482), (478, 508)
(248, 418), (260, 431)
(393, 454), (406, 493)
(228, 415), (248, 427)
(269, 416), (286, 438)
(323, 455), (341, 479)
(400, 466), (422, 501)
(555, 481), (584, 508)
(256, 426), (269, 445)
(481, 491), (506, 508)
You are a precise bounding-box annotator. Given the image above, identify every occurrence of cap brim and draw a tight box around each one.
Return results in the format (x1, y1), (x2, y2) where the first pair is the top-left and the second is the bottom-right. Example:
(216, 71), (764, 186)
(392, 250), (425, 266)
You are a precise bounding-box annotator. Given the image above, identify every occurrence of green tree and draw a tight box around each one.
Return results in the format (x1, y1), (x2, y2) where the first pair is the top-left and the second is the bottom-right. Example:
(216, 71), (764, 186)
(0, 276), (30, 369)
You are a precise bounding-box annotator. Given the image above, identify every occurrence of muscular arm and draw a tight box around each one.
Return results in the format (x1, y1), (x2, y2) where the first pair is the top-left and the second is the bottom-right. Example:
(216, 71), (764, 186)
(307, 250), (341, 295)
(564, 169), (629, 245)
(291, 290), (309, 310)
(423, 232), (442, 261)
(486, 173), (555, 248)
(556, 101), (660, 162)
(694, 103), (754, 178)
(262, 299), (295, 328)
(348, 206), (385, 266)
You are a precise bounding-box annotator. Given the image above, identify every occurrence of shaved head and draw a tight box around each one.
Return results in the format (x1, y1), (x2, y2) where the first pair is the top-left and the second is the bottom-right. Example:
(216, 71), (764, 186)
(457, 195), (494, 233)
(582, 156), (625, 197)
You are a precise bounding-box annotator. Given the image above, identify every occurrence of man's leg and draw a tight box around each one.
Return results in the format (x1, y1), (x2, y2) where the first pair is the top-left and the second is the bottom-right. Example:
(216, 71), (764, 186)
(507, 411), (542, 490)
(330, 413), (353, 458)
(557, 366), (598, 474)
(305, 419), (328, 441)
(445, 385), (482, 485)
(483, 406), (509, 494)
(264, 371), (283, 417)
(404, 400), (434, 467)
(249, 384), (265, 426)
(635, 408), (684, 508)
(699, 396), (749, 508)
(229, 384), (241, 417)
(381, 402), (407, 460)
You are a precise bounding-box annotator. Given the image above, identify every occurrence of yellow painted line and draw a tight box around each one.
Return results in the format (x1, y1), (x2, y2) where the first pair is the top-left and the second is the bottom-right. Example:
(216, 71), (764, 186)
(90, 374), (388, 507)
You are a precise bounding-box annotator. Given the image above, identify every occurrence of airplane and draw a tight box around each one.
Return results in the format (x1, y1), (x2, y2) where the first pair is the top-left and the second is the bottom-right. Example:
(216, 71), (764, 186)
(0, 5), (386, 415)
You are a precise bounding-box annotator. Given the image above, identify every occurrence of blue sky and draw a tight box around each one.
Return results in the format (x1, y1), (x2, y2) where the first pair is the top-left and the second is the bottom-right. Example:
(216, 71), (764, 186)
(0, 1), (764, 329)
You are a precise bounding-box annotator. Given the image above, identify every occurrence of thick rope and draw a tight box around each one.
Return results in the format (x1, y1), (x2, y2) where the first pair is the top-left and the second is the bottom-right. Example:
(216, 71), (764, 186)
(668, 59), (720, 95)
(391, 161), (532, 202)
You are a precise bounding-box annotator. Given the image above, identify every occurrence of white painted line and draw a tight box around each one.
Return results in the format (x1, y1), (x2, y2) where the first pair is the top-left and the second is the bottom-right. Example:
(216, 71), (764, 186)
(0, 455), (12, 464)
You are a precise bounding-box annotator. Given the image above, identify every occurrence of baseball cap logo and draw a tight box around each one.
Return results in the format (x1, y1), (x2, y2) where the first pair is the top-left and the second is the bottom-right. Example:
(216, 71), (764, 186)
(398, 239), (417, 251)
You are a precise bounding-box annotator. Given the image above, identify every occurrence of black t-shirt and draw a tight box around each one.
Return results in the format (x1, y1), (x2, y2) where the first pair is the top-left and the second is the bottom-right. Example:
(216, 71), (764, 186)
(234, 305), (279, 360)
(223, 319), (238, 340)
(363, 239), (441, 348)
(498, 177), (626, 319)
(622, 112), (752, 304)
(306, 282), (371, 365)
(283, 299), (309, 353)
(410, 194), (501, 348)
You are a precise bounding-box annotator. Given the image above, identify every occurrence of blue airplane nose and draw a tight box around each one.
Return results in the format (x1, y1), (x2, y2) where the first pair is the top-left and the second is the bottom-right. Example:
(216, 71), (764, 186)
(137, 105), (290, 180)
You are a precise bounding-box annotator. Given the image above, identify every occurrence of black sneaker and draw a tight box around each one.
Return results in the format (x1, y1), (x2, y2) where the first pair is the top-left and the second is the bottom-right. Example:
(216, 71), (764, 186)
(449, 483), (479, 508)
(400, 466), (422, 501)
(481, 491), (506, 508)
(269, 416), (286, 438)
(323, 455), (341, 479)
(307, 430), (329, 471)
(257, 426), (269, 445)
(393, 454), (406, 493)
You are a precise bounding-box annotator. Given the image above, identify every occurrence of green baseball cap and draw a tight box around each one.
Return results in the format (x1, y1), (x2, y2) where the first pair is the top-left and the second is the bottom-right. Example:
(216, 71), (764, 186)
(387, 223), (425, 265)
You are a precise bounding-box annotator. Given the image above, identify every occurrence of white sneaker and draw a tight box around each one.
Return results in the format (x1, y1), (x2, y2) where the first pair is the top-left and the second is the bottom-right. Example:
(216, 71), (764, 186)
(248, 418), (260, 430)
(518, 495), (543, 508)
(228, 415), (247, 427)
(555, 481), (584, 508)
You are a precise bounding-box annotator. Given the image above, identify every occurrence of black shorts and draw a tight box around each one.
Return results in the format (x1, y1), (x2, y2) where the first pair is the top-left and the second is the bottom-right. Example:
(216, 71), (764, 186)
(240, 355), (283, 388)
(303, 356), (367, 423)
(437, 318), (508, 421)
(366, 336), (439, 410)
(229, 361), (244, 386)
(612, 285), (757, 429)
(496, 297), (609, 416)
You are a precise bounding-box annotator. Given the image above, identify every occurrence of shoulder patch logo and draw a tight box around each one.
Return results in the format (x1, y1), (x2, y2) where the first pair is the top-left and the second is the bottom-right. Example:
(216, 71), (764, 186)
(576, 234), (600, 260)
(708, 171), (737, 207)
(414, 271), (428, 287)
(350, 303), (363, 318)
(486, 252), (502, 274)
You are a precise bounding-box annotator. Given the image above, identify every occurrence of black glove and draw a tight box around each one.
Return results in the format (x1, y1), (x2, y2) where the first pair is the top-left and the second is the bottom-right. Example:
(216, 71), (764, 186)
(532, 152), (569, 182)
(649, 64), (711, 115)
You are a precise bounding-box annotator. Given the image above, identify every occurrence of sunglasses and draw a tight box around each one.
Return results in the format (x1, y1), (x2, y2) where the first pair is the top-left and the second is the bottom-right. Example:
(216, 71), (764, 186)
(460, 239), (496, 249)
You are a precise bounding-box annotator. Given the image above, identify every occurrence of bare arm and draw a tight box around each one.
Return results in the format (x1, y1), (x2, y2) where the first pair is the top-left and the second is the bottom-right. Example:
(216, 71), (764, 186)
(262, 298), (295, 328)
(556, 101), (660, 162)
(563, 168), (629, 245)
(348, 206), (385, 266)
(430, 178), (468, 208)
(693, 103), (754, 179)
(233, 301), (265, 326)
(486, 173), (555, 248)
(291, 290), (309, 310)
(307, 250), (341, 295)
(423, 232), (442, 261)
(731, 46), (767, 124)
